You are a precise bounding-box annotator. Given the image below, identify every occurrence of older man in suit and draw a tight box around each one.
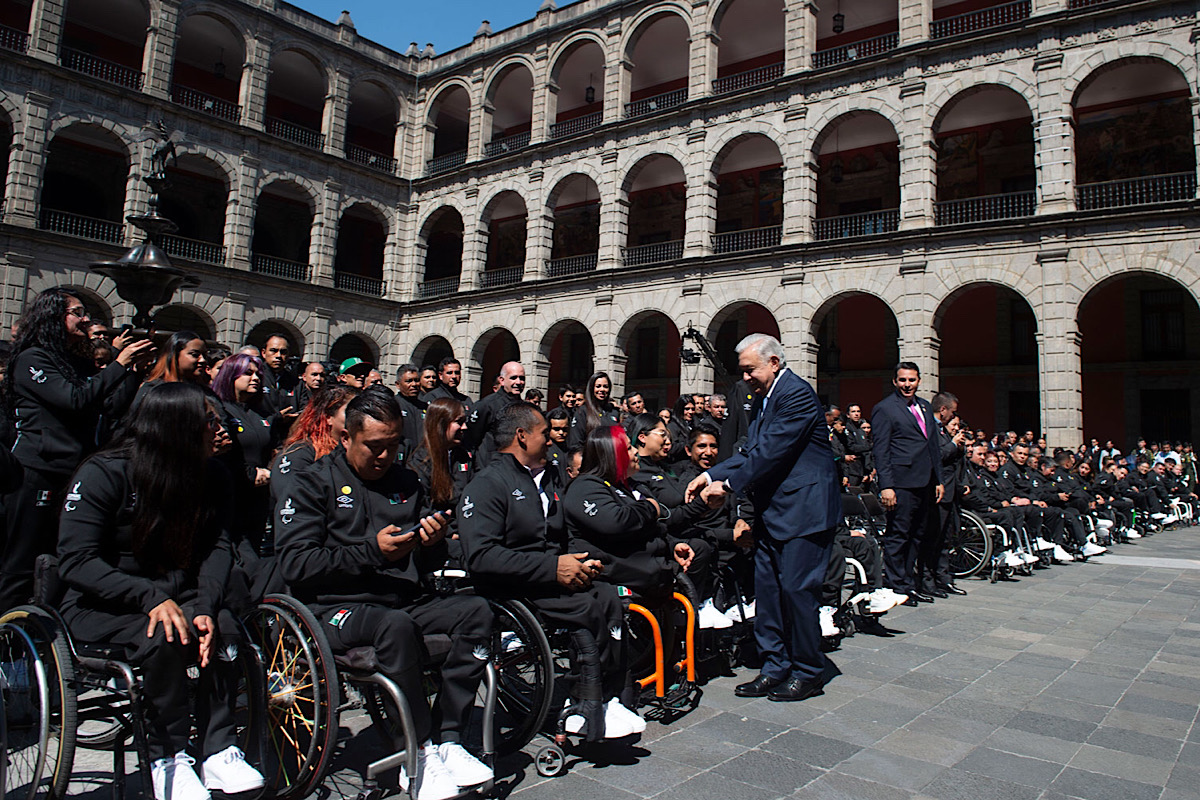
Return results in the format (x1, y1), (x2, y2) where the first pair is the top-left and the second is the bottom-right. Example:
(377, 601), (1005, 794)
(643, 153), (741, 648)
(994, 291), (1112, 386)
(686, 335), (840, 702)
(871, 363), (945, 605)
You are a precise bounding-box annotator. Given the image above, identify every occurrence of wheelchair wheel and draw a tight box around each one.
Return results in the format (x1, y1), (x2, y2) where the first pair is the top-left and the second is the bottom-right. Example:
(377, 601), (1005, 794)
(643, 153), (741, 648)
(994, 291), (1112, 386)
(246, 595), (339, 800)
(0, 607), (76, 800)
(948, 510), (993, 578)
(487, 599), (555, 755)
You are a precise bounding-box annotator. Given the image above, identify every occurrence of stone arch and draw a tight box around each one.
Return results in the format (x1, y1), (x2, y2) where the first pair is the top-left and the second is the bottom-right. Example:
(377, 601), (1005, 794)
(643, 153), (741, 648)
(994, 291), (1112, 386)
(540, 318), (595, 391)
(925, 73), (1037, 132)
(424, 78), (476, 116)
(1064, 50), (1196, 105)
(932, 276), (1037, 333)
(256, 175), (319, 213)
(618, 308), (682, 411)
(59, 284), (115, 329)
(483, 56), (538, 100)
(42, 121), (134, 223)
(811, 291), (900, 412)
(412, 334), (454, 368)
(707, 300), (782, 386)
(0, 92), (23, 140)
(267, 41), (333, 89)
(710, 128), (787, 175)
(172, 7), (250, 102)
(620, 151), (689, 195)
(548, 31), (609, 79)
(329, 331), (379, 366)
(809, 107), (902, 156)
(336, 196), (392, 228)
(46, 117), (135, 161)
(544, 166), (605, 210)
(471, 326), (521, 393)
(244, 317), (307, 357)
(153, 303), (217, 340)
(620, 3), (697, 59)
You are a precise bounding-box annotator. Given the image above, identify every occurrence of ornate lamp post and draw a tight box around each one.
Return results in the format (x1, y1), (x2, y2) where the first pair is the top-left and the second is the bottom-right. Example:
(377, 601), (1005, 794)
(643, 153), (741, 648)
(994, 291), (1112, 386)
(90, 123), (199, 330)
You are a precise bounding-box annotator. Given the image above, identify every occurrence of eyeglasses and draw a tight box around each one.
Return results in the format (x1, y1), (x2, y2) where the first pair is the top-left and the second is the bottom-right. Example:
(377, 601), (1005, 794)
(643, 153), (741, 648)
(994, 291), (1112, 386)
(206, 413), (222, 430)
(66, 306), (89, 319)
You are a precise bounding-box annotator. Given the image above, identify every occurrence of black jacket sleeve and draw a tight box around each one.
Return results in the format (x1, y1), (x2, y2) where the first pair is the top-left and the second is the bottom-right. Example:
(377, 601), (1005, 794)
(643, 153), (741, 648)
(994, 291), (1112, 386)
(566, 478), (659, 544)
(194, 461), (235, 617)
(458, 475), (558, 587)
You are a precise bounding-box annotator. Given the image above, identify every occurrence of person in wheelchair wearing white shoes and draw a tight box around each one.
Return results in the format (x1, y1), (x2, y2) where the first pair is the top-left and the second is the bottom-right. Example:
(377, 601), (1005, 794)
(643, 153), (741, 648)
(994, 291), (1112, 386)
(458, 402), (642, 741)
(820, 518), (904, 637)
(276, 390), (494, 800)
(57, 382), (265, 800)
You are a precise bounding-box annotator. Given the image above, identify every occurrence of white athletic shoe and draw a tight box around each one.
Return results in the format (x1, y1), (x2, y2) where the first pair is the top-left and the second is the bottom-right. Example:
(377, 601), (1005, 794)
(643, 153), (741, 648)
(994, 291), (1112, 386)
(819, 606), (840, 637)
(436, 742), (493, 787)
(697, 599), (734, 630)
(564, 700), (635, 738)
(1052, 544), (1075, 562)
(867, 588), (902, 614)
(152, 753), (210, 800)
(1152, 512), (1167, 520)
(1081, 542), (1107, 557)
(1035, 538), (1054, 551)
(1019, 551), (1039, 565)
(1004, 551), (1026, 568)
(399, 745), (460, 800)
(882, 588), (908, 603)
(1096, 519), (1114, 528)
(723, 600), (755, 623)
(1126, 530), (1142, 539)
(605, 699), (647, 734)
(201, 746), (264, 794)
(1163, 515), (1179, 525)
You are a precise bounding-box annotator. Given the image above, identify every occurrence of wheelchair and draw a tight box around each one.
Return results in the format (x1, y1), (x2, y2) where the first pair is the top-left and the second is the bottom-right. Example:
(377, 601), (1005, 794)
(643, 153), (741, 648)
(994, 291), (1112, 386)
(1, 555), (268, 800)
(245, 593), (499, 800)
(946, 509), (994, 580)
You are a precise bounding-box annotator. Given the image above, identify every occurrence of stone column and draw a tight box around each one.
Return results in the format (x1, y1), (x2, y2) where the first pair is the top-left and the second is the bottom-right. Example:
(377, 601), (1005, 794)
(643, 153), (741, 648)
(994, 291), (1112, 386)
(142, 0), (179, 100)
(310, 179), (341, 288)
(1036, 249), (1083, 445)
(527, 206), (554, 280)
(478, 99), (495, 155)
(240, 33), (272, 131)
(783, 105), (812, 244)
(123, 143), (152, 246)
(691, 26), (718, 102)
(606, 19), (629, 123)
(898, 0), (931, 45)
(4, 91), (53, 229)
(530, 48), (550, 145)
(1033, 48), (1074, 214)
(784, 0), (816, 74)
(1, 252), (33, 332)
(26, 0), (65, 65)
(684, 129), (715, 258)
(598, 149), (625, 269)
(898, 78), (935, 230)
(225, 154), (259, 270)
(460, 188), (483, 291)
(540, 81), (560, 142)
(895, 270), (937, 380)
(466, 72), (485, 162)
(219, 291), (248, 348)
(323, 68), (351, 157)
(308, 306), (332, 362)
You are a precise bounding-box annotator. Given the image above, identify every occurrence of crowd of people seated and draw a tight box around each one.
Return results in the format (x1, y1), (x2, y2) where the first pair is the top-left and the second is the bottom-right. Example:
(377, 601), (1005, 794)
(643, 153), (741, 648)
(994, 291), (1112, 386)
(0, 286), (1196, 800)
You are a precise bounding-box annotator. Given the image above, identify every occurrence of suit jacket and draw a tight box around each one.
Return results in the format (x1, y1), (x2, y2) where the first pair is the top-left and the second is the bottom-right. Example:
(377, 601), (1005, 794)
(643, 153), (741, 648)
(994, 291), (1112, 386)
(937, 422), (963, 504)
(708, 369), (840, 540)
(870, 390), (944, 491)
(719, 380), (759, 462)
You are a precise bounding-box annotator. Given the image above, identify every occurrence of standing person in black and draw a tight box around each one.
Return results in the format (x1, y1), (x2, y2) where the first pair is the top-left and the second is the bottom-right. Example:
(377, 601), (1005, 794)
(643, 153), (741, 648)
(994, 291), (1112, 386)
(275, 391), (493, 799)
(458, 402), (643, 740)
(665, 395), (695, 464)
(870, 363), (944, 605)
(463, 361), (525, 468)
(57, 382), (265, 800)
(719, 380), (759, 463)
(546, 406), (572, 486)
(421, 357), (473, 415)
(922, 392), (967, 596)
(394, 363), (428, 463)
(259, 334), (301, 416)
(410, 398), (474, 555)
(295, 361), (327, 410)
(567, 371), (621, 450)
(842, 404), (872, 488)
(0, 288), (155, 609)
(212, 353), (296, 558)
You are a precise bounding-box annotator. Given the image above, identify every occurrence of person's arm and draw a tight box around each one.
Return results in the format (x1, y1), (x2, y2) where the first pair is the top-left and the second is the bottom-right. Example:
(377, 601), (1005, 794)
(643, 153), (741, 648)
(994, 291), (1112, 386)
(194, 463), (235, 618)
(566, 479), (659, 542)
(16, 349), (134, 415)
(458, 476), (558, 586)
(710, 381), (821, 494)
(870, 403), (896, 490)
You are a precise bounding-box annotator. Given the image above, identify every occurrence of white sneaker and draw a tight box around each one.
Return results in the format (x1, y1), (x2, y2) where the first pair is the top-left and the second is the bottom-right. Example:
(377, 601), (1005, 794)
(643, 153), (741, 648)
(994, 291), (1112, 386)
(867, 588), (902, 614)
(564, 700), (634, 738)
(883, 588), (908, 603)
(399, 745), (460, 800)
(1152, 512), (1167, 520)
(1052, 544), (1075, 562)
(1164, 515), (1179, 525)
(1096, 519), (1114, 528)
(819, 606), (840, 637)
(1081, 542), (1107, 557)
(723, 599), (755, 623)
(152, 753), (210, 800)
(1036, 538), (1054, 551)
(1126, 530), (1142, 539)
(697, 599), (733, 629)
(1004, 551), (1025, 568)
(436, 742), (493, 787)
(201, 746), (264, 794)
(605, 699), (647, 734)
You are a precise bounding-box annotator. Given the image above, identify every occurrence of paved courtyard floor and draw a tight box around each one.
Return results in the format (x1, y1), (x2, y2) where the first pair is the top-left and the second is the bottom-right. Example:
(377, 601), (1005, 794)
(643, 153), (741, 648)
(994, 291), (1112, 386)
(69, 526), (1200, 799)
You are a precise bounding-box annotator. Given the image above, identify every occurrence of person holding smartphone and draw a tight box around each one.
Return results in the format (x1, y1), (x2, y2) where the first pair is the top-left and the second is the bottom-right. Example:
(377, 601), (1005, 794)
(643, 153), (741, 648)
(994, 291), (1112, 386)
(275, 390), (494, 800)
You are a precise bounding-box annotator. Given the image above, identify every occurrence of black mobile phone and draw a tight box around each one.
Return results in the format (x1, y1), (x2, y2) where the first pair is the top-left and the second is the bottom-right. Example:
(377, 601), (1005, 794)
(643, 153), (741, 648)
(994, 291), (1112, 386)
(392, 509), (453, 538)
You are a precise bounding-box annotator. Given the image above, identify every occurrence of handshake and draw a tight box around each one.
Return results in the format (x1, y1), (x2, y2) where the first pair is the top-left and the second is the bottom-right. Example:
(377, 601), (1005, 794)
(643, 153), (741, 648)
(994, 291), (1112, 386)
(684, 474), (728, 508)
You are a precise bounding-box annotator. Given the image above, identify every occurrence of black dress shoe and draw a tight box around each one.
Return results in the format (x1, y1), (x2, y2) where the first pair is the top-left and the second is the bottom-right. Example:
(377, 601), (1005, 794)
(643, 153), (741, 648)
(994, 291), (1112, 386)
(735, 674), (785, 697)
(911, 591), (935, 603)
(767, 676), (825, 702)
(901, 598), (919, 607)
(926, 588), (948, 599)
(940, 584), (968, 596)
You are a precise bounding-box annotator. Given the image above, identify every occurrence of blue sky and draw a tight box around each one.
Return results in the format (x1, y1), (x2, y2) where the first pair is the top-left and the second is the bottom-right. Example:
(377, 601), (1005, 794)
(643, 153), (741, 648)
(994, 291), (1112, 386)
(291, 1), (546, 55)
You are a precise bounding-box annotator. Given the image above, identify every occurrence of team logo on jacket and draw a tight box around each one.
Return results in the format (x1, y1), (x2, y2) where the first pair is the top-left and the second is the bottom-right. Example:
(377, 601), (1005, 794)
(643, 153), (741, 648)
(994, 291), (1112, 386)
(461, 496), (474, 519)
(329, 609), (353, 629)
(583, 500), (598, 517)
(389, 493), (406, 505)
(279, 498), (296, 525)
(28, 367), (46, 384)
(512, 489), (525, 501)
(471, 644), (491, 661)
(279, 456), (291, 475)
(63, 482), (82, 513)
(337, 492), (354, 509)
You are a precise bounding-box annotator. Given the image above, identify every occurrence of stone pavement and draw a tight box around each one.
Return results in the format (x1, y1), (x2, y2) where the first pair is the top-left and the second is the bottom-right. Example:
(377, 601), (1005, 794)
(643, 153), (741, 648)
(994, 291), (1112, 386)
(68, 527), (1200, 799)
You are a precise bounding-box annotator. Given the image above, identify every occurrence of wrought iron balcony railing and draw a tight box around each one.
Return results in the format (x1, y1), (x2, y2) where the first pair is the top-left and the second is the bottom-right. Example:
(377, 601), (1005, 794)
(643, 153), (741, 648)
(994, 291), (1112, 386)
(345, 144), (396, 173)
(334, 272), (385, 296)
(813, 209), (900, 241)
(1076, 172), (1197, 211)
(550, 112), (602, 140)
(162, 234), (225, 265)
(426, 150), (467, 176)
(812, 33), (899, 69)
(624, 89), (687, 120)
(39, 209), (124, 243)
(935, 191), (1036, 226)
(251, 254), (312, 282)
(483, 132), (531, 159)
(479, 266), (524, 289)
(171, 85), (240, 122)
(265, 117), (325, 150)
(622, 239), (684, 267)
(0, 24), (28, 53)
(713, 225), (783, 254)
(713, 62), (784, 95)
(60, 47), (142, 90)
(547, 253), (598, 278)
(931, 0), (1031, 39)
(417, 276), (461, 299)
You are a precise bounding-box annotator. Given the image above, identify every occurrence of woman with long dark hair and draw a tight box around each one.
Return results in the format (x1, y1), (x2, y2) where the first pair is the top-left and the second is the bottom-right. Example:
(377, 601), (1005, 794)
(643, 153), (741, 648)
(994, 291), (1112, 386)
(212, 353), (294, 556)
(57, 382), (265, 800)
(412, 397), (473, 515)
(0, 287), (155, 608)
(567, 371), (620, 450)
(145, 330), (208, 385)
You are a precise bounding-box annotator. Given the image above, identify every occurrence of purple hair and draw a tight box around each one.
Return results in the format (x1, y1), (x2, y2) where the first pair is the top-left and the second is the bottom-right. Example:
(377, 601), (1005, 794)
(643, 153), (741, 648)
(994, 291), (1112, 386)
(211, 353), (264, 403)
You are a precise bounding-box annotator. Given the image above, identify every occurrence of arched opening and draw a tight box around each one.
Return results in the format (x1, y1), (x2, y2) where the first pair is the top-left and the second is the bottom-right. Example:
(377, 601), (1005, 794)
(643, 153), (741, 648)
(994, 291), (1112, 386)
(1079, 273), (1200, 447)
(473, 328), (520, 397)
(334, 203), (387, 297)
(548, 174), (601, 276)
(543, 321), (595, 392)
(484, 64), (533, 158)
(934, 86), (1035, 224)
(160, 154), (228, 265)
(813, 111), (900, 240)
(265, 49), (327, 149)
(419, 207), (464, 298)
(813, 293), (899, 413)
(932, 0), (1031, 39)
(329, 333), (377, 366)
(60, 0), (146, 89)
(426, 85), (470, 175)
(550, 39), (605, 139)
(154, 304), (216, 341)
(622, 311), (681, 412)
(937, 284), (1040, 435)
(713, 134), (784, 253)
(623, 155), (687, 266)
(713, 0), (785, 93)
(40, 123), (128, 244)
(245, 319), (306, 358)
(813, 0), (899, 68)
(0, 1), (31, 47)
(346, 80), (398, 172)
(251, 181), (314, 281)
(0, 112), (11, 211)
(625, 12), (689, 119)
(62, 286), (113, 330)
(171, 13), (244, 120)
(1073, 59), (1196, 210)
(413, 335), (454, 370)
(481, 191), (526, 289)
(709, 302), (782, 391)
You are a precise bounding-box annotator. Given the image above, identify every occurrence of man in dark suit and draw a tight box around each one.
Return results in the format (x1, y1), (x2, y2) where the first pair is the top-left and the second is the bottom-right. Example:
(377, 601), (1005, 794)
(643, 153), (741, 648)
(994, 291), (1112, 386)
(871, 363), (945, 605)
(921, 391), (967, 596)
(686, 335), (840, 702)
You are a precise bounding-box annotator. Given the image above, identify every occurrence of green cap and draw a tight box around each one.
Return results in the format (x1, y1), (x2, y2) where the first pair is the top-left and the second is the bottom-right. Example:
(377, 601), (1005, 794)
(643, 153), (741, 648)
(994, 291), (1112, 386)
(340, 357), (373, 375)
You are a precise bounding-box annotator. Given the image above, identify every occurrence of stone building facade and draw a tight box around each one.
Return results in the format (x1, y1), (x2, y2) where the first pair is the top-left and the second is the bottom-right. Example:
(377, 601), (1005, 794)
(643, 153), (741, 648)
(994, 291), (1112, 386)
(0, 0), (1197, 446)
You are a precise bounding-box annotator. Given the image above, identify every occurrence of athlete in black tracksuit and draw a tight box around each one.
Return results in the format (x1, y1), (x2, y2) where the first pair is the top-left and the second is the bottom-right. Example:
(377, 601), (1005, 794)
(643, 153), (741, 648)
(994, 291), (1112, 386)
(457, 452), (628, 738)
(998, 457), (1073, 547)
(3, 345), (141, 607)
(464, 390), (520, 469)
(219, 398), (290, 556)
(628, 458), (716, 600)
(57, 454), (241, 761)
(275, 445), (492, 748)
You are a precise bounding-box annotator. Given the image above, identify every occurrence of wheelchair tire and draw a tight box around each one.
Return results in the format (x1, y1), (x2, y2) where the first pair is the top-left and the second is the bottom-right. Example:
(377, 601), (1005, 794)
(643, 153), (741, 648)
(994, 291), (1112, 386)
(948, 510), (993, 579)
(247, 595), (340, 800)
(0, 607), (76, 800)
(487, 599), (555, 756)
